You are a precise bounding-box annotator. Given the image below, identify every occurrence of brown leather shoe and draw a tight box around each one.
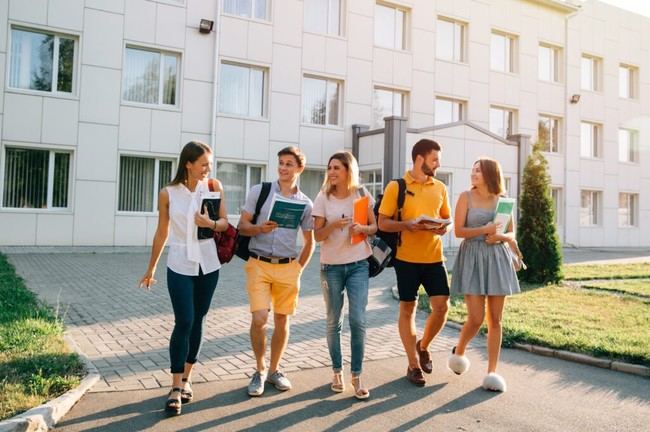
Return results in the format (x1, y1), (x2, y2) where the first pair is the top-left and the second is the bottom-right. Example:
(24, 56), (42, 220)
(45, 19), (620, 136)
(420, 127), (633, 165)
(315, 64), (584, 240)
(406, 367), (426, 387)
(416, 339), (433, 374)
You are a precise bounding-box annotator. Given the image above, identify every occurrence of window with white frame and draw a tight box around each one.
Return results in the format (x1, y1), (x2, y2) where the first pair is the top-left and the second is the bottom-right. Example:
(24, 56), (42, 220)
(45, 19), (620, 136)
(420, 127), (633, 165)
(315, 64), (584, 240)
(360, 169), (383, 199)
(618, 128), (639, 163)
(580, 122), (601, 158)
(504, 177), (512, 196)
(374, 3), (406, 50)
(491, 31), (516, 73)
(217, 162), (264, 215)
(619, 64), (638, 99)
(302, 76), (341, 126)
(122, 47), (179, 106)
(373, 88), (405, 128)
(304, 0), (342, 36)
(580, 190), (601, 226)
(435, 97), (464, 125)
(219, 63), (266, 117)
(436, 17), (465, 62)
(538, 115), (560, 153)
(538, 44), (560, 82)
(299, 168), (326, 202)
(581, 55), (601, 91)
(2, 147), (71, 209)
(618, 193), (638, 227)
(9, 27), (76, 94)
(489, 106), (515, 138)
(551, 187), (563, 226)
(118, 156), (173, 212)
(223, 0), (269, 20)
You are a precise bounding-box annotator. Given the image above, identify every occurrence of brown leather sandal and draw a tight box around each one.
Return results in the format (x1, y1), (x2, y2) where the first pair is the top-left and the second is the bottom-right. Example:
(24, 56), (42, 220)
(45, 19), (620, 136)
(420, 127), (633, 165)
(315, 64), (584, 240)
(165, 387), (183, 415)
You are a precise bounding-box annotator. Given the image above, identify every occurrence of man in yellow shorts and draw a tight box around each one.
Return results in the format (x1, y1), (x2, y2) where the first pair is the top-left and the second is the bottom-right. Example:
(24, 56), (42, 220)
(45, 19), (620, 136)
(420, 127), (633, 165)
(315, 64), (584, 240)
(238, 146), (315, 396)
(378, 139), (452, 387)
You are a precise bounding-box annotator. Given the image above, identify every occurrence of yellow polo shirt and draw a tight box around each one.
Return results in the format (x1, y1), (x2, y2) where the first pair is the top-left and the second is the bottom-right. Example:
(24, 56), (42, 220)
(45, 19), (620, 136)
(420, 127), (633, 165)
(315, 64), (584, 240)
(378, 171), (451, 263)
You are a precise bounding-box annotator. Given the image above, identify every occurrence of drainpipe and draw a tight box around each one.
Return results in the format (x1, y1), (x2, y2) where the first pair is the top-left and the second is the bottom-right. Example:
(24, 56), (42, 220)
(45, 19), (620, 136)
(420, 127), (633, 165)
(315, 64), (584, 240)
(210, 2), (223, 153)
(563, 8), (580, 247)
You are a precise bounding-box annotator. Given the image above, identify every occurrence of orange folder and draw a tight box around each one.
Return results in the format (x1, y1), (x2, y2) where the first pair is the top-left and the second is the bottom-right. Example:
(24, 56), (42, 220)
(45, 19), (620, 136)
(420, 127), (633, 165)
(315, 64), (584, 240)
(351, 196), (369, 245)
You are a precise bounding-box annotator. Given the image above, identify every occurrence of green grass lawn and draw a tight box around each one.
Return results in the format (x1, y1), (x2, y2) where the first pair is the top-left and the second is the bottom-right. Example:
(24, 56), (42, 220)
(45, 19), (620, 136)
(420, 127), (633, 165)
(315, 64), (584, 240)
(421, 262), (650, 367)
(0, 254), (85, 420)
(446, 285), (650, 366)
(563, 262), (650, 280)
(581, 279), (650, 297)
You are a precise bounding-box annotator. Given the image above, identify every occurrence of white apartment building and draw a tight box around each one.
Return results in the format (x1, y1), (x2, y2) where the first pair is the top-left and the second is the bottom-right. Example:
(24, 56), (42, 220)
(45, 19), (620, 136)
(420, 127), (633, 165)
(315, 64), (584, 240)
(0, 0), (648, 247)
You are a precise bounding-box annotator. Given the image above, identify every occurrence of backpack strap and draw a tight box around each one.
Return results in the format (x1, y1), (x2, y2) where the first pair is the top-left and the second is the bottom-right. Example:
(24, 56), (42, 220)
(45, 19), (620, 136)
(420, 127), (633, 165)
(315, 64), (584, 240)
(394, 178), (407, 247)
(251, 182), (272, 224)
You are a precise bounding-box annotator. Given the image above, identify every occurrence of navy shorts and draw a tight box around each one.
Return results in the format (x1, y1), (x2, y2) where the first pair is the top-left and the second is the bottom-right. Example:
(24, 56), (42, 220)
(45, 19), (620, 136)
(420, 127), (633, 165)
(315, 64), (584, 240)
(393, 259), (450, 301)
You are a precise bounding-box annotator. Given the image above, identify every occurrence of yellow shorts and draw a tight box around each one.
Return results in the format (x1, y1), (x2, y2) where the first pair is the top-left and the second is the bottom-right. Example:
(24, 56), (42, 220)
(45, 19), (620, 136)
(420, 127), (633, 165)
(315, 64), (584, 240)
(245, 258), (303, 315)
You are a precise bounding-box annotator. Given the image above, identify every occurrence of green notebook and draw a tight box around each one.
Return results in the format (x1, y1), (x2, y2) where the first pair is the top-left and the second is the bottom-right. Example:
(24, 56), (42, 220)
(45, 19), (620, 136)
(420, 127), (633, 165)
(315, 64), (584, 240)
(493, 197), (515, 234)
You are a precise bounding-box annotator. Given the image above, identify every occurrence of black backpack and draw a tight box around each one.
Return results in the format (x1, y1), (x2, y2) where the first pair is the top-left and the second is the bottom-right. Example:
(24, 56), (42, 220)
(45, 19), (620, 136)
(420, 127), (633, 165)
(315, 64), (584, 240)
(374, 178), (407, 267)
(235, 182), (272, 261)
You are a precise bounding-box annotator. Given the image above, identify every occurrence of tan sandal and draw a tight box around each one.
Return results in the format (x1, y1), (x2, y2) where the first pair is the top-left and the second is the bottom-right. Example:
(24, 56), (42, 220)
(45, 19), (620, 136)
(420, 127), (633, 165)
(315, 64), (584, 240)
(351, 375), (369, 400)
(331, 372), (345, 393)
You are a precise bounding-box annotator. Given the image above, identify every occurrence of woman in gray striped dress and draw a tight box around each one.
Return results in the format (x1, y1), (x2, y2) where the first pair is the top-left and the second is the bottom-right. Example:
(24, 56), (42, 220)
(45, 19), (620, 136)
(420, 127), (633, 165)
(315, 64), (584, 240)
(447, 157), (521, 392)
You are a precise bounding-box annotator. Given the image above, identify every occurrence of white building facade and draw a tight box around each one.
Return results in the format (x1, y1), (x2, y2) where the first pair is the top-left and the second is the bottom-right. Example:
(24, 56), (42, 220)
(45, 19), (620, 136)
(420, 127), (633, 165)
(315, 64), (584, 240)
(0, 0), (648, 247)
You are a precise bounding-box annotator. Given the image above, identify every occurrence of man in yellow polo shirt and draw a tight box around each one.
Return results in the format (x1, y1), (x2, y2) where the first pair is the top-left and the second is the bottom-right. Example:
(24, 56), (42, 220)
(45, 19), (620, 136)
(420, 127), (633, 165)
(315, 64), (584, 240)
(378, 138), (451, 387)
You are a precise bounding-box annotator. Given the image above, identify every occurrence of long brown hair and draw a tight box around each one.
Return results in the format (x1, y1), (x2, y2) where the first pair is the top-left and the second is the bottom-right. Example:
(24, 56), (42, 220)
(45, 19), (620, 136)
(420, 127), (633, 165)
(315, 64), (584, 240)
(322, 151), (360, 198)
(473, 157), (505, 195)
(169, 141), (212, 185)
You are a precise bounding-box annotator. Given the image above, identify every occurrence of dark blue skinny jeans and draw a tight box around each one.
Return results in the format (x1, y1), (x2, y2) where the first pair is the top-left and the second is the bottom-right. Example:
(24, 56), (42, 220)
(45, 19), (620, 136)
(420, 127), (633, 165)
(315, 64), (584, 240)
(167, 267), (219, 374)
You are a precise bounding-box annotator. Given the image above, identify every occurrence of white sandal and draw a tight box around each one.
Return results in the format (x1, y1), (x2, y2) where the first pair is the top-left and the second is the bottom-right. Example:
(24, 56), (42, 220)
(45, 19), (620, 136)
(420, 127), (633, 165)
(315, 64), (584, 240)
(331, 372), (345, 393)
(351, 375), (370, 400)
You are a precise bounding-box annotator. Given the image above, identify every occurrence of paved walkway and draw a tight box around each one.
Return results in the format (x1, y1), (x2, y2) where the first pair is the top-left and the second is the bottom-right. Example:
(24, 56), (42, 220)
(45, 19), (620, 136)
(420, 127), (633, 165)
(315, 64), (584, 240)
(4, 247), (650, 431)
(5, 249), (457, 392)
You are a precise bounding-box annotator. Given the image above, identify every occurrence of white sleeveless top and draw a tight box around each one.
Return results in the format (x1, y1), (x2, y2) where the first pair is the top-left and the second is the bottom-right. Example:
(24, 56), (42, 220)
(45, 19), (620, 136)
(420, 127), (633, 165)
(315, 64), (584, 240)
(166, 180), (221, 276)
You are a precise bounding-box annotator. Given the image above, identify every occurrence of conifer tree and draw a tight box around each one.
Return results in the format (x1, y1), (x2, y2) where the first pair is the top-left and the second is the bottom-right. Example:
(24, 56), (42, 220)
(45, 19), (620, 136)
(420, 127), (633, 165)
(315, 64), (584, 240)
(517, 141), (563, 283)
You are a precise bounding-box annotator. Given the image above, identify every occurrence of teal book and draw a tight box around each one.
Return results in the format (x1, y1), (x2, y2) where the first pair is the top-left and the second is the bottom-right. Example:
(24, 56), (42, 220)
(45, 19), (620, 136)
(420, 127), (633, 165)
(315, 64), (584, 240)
(493, 197), (515, 234)
(268, 194), (307, 229)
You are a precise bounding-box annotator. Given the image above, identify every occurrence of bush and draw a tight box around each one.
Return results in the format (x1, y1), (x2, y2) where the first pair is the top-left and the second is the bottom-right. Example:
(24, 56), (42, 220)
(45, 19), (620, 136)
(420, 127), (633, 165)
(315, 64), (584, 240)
(517, 141), (563, 284)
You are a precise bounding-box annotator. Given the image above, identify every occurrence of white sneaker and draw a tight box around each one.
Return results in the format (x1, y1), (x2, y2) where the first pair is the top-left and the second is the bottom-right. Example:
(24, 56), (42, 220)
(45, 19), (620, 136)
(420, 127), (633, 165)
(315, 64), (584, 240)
(247, 371), (267, 396)
(447, 347), (471, 375)
(482, 373), (507, 392)
(267, 370), (292, 391)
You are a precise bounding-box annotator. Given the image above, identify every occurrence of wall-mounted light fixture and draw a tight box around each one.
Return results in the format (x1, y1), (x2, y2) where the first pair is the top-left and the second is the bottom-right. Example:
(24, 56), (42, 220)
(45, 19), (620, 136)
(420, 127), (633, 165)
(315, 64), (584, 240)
(569, 94), (581, 104)
(199, 19), (214, 34)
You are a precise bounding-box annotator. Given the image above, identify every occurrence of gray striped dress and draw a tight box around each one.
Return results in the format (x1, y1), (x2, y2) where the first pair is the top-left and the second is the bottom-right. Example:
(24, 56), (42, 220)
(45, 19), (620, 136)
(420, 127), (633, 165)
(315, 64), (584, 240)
(450, 193), (521, 296)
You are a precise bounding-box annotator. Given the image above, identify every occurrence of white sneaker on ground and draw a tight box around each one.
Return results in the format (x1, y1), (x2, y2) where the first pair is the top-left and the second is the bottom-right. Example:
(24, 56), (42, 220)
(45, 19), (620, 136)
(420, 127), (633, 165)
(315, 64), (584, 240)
(247, 371), (267, 396)
(267, 370), (292, 391)
(482, 372), (507, 392)
(447, 347), (471, 375)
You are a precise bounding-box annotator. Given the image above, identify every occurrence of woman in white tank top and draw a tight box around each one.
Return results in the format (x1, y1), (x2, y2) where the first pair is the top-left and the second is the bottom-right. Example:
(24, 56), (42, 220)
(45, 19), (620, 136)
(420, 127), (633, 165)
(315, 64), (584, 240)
(138, 141), (228, 415)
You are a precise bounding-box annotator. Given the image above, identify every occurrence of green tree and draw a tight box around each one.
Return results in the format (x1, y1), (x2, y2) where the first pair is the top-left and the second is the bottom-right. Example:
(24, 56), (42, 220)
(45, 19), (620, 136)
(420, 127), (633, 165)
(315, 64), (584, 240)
(517, 141), (563, 283)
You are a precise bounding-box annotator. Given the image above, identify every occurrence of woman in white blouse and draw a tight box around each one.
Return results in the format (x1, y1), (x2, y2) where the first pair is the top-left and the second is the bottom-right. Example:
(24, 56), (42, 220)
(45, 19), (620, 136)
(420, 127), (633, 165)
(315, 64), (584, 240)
(139, 141), (228, 415)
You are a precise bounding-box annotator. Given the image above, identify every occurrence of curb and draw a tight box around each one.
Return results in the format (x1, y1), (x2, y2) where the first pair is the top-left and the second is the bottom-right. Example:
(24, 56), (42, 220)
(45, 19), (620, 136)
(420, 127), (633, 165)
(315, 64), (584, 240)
(390, 285), (650, 379)
(0, 336), (100, 432)
(512, 343), (650, 377)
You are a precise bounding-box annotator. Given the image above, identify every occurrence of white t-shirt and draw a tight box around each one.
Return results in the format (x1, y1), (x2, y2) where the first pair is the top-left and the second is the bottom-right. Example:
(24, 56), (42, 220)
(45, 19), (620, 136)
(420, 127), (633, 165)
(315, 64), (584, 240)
(312, 189), (375, 265)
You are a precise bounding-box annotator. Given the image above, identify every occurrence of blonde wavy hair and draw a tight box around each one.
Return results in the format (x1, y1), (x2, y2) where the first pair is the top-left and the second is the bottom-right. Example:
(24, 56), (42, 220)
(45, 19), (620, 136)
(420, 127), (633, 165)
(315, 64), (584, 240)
(323, 151), (360, 198)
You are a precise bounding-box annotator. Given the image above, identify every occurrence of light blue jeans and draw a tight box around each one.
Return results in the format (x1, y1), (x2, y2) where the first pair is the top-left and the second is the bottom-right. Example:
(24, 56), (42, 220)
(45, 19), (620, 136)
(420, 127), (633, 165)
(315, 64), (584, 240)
(320, 260), (369, 375)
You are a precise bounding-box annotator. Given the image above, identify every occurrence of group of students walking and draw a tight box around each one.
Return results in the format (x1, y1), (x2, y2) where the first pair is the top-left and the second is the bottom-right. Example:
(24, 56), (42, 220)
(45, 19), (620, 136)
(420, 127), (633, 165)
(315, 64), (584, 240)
(138, 139), (521, 415)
